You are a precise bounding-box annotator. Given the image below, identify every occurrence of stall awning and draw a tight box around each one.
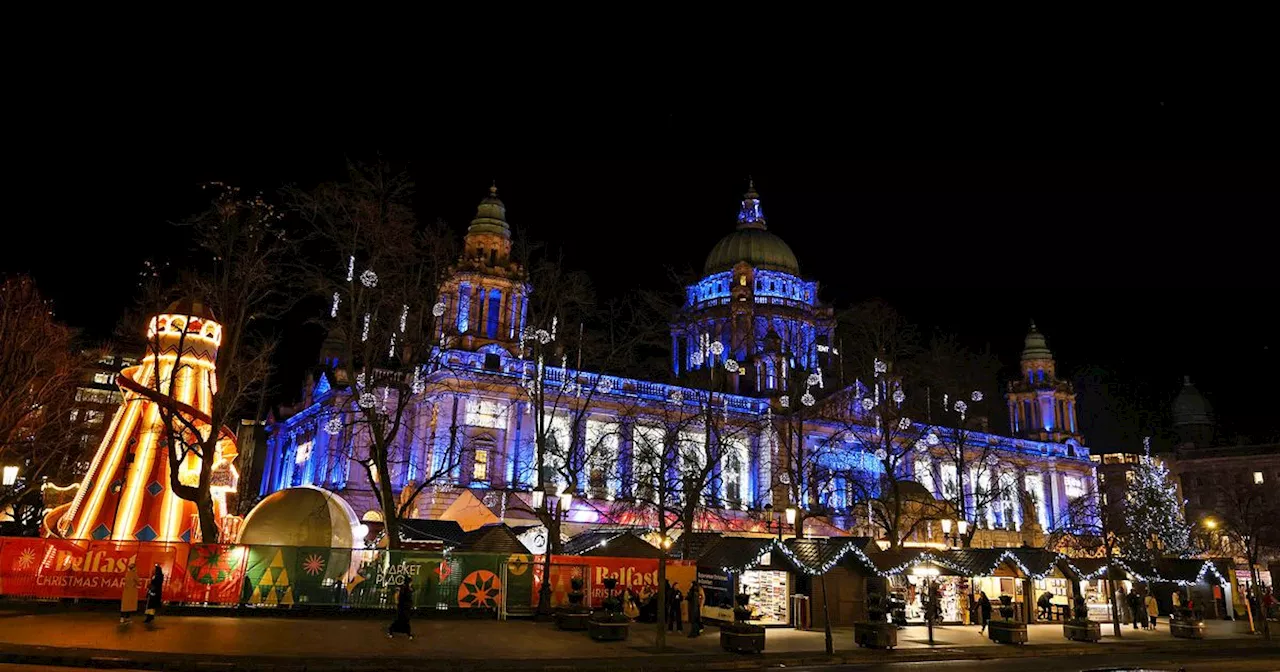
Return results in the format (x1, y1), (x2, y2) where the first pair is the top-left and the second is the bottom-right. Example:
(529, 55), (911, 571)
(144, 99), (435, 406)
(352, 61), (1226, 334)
(783, 537), (877, 575)
(945, 548), (1065, 579)
(562, 529), (660, 558)
(863, 549), (966, 577)
(697, 537), (801, 574)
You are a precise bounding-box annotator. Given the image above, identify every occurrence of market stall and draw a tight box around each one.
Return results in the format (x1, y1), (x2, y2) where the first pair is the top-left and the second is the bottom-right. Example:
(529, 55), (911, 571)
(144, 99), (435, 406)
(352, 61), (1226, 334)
(696, 536), (803, 626)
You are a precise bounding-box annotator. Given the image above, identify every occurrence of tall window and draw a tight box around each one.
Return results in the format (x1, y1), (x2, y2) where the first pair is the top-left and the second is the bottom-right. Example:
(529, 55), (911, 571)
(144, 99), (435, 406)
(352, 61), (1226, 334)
(722, 438), (748, 505)
(1063, 473), (1086, 501)
(473, 448), (489, 481)
(914, 457), (935, 494)
(679, 429), (706, 504)
(456, 283), (471, 333)
(997, 471), (1018, 530)
(633, 424), (663, 501)
(940, 463), (959, 500)
(486, 289), (501, 338)
(1024, 472), (1048, 528)
(586, 419), (620, 498)
(541, 413), (572, 487)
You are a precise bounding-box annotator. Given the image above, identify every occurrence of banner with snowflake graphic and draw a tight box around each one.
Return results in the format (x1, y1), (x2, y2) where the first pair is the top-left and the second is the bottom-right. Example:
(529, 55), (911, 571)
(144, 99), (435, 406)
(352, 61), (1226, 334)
(292, 546), (351, 605)
(180, 544), (247, 604)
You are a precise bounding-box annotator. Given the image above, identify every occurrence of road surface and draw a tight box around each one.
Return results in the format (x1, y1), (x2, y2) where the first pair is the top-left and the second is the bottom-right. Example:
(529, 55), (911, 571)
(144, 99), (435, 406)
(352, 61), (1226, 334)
(786, 647), (1280, 671)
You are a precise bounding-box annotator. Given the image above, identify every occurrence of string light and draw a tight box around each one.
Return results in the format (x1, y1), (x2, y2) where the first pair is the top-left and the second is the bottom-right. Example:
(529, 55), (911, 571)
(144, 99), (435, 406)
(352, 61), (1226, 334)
(331, 292), (340, 317)
(389, 333), (396, 358)
(346, 256), (354, 282)
(399, 305), (409, 333)
(362, 314), (371, 342)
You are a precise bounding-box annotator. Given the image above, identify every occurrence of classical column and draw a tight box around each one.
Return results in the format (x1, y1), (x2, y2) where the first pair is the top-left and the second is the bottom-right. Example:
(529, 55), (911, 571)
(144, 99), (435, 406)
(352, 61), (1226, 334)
(1048, 461), (1063, 527)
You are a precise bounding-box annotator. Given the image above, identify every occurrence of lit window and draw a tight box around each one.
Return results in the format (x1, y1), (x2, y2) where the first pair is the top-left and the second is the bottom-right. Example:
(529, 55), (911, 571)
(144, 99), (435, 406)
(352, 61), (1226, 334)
(85, 410), (104, 425)
(465, 397), (507, 429)
(1255, 471), (1265, 485)
(93, 372), (113, 385)
(473, 449), (488, 481)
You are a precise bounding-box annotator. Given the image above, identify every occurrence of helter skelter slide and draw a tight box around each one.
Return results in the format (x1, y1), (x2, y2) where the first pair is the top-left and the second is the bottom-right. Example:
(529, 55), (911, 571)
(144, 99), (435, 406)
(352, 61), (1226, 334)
(45, 299), (240, 545)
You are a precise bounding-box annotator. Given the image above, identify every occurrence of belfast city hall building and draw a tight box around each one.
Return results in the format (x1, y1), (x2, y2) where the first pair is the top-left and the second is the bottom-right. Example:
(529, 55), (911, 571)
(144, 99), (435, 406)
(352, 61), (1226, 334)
(258, 183), (1099, 554)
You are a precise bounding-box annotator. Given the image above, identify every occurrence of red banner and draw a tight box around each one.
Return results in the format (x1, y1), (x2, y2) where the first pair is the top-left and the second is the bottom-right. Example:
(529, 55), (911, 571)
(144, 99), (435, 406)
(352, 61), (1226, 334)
(531, 555), (695, 607)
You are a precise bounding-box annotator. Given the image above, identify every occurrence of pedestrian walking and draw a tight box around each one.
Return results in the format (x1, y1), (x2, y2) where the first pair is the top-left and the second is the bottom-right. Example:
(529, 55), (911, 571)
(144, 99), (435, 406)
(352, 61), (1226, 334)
(143, 564), (164, 624)
(686, 580), (703, 637)
(1127, 589), (1142, 630)
(1145, 592), (1159, 630)
(977, 591), (992, 633)
(388, 583), (414, 639)
(119, 563), (139, 624)
(667, 581), (683, 632)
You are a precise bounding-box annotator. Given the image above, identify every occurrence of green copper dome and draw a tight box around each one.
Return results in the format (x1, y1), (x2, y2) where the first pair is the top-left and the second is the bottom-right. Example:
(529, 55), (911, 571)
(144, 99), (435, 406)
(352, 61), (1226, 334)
(1172, 376), (1213, 427)
(1021, 321), (1053, 361)
(467, 184), (509, 238)
(703, 181), (801, 275)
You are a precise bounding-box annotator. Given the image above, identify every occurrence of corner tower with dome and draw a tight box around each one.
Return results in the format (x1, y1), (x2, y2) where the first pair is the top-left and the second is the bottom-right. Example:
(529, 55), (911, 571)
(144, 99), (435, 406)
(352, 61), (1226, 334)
(674, 182), (836, 396)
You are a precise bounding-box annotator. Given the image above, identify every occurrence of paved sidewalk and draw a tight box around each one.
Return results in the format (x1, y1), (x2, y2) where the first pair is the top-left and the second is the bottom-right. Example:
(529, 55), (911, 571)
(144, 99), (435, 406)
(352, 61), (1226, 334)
(0, 609), (1273, 671)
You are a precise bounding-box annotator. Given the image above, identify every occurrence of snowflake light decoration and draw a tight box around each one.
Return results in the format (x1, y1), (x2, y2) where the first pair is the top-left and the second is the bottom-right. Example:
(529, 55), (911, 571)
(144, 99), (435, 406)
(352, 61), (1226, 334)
(709, 341), (724, 356)
(324, 417), (343, 435)
(955, 401), (968, 414)
(360, 269), (378, 288)
(358, 392), (376, 409)
(535, 329), (551, 344)
(780, 395), (791, 408)
(927, 432), (940, 446)
(432, 302), (447, 317)
(801, 392), (816, 407)
(669, 389), (684, 404)
(971, 391), (983, 402)
(807, 373), (821, 387)
(892, 389), (905, 404)
(898, 417), (911, 430)
(861, 398), (875, 410)
(724, 359), (739, 373)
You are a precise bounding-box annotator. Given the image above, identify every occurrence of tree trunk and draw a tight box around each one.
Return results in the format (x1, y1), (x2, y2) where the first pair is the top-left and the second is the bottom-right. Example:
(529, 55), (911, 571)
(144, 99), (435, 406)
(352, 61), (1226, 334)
(196, 494), (218, 543)
(378, 467), (401, 551)
(536, 509), (559, 617)
(820, 573), (833, 654)
(656, 546), (668, 651)
(1106, 573), (1121, 637)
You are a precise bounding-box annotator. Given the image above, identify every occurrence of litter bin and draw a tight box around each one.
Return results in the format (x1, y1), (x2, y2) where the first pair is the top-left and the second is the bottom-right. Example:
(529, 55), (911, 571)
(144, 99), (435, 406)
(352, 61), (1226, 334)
(792, 594), (811, 630)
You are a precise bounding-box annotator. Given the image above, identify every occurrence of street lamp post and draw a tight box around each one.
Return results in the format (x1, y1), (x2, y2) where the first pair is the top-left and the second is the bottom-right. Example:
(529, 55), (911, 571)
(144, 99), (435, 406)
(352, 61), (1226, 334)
(939, 518), (969, 548)
(763, 504), (799, 540)
(534, 484), (573, 617)
(913, 564), (941, 645)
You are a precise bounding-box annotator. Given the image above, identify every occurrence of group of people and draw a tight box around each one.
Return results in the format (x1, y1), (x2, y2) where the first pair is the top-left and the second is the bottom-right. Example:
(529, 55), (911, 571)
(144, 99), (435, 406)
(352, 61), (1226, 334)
(618, 580), (706, 636)
(118, 563), (166, 626)
(1121, 587), (1161, 630)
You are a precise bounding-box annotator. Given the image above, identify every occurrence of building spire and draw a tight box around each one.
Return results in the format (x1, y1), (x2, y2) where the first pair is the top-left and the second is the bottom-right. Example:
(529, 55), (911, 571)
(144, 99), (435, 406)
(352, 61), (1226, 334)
(737, 178), (766, 230)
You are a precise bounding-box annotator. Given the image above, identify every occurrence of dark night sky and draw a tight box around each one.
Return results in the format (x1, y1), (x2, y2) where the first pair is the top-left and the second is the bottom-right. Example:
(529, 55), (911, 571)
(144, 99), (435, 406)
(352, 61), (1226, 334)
(5, 91), (1276, 453)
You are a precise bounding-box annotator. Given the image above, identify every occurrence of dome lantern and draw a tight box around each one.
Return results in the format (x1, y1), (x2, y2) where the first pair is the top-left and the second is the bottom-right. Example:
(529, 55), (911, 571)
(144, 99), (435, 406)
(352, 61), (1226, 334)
(703, 181), (801, 276)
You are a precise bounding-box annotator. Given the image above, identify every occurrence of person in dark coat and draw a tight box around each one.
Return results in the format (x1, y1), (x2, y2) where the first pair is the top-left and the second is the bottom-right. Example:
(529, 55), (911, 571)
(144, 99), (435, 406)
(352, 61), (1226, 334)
(977, 591), (993, 633)
(1037, 591), (1054, 620)
(388, 583), (414, 639)
(667, 581), (683, 632)
(143, 564), (164, 624)
(1127, 589), (1143, 630)
(686, 580), (704, 637)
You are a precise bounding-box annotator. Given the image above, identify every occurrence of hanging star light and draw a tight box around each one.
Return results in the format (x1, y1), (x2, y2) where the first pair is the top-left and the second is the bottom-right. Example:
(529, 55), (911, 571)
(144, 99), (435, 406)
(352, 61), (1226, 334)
(801, 392), (816, 407)
(807, 373), (821, 386)
(710, 340), (724, 356)
(358, 392), (376, 409)
(360, 269), (378, 288)
(324, 416), (343, 435)
(955, 400), (968, 414)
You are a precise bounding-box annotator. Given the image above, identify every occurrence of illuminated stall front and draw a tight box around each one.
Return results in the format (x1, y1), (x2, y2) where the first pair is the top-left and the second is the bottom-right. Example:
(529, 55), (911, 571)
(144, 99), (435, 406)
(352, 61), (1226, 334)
(697, 537), (803, 627)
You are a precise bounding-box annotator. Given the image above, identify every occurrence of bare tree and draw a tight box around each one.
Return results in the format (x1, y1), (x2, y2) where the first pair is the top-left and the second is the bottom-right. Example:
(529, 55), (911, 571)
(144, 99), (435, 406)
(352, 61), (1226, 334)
(289, 161), (461, 550)
(1213, 480), (1277, 639)
(0, 277), (92, 523)
(915, 335), (1016, 546)
(140, 184), (293, 542)
(1050, 493), (1124, 637)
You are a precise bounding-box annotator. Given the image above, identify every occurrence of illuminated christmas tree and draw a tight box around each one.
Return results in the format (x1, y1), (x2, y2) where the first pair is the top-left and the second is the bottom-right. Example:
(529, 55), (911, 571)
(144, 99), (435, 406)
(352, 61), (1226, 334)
(1122, 437), (1194, 562)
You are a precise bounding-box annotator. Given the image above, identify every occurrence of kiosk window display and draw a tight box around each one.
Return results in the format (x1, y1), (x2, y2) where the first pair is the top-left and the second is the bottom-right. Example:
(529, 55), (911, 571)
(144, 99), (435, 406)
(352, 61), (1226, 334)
(740, 569), (791, 625)
(892, 575), (964, 623)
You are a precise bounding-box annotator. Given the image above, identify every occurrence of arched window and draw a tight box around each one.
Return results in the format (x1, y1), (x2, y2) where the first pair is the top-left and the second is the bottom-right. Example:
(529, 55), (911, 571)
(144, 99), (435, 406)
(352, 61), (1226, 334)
(486, 289), (502, 338)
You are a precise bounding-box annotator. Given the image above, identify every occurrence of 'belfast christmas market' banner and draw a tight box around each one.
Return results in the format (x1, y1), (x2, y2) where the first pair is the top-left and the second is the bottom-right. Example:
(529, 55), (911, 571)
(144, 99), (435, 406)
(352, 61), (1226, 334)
(0, 537), (512, 610)
(531, 554), (696, 608)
